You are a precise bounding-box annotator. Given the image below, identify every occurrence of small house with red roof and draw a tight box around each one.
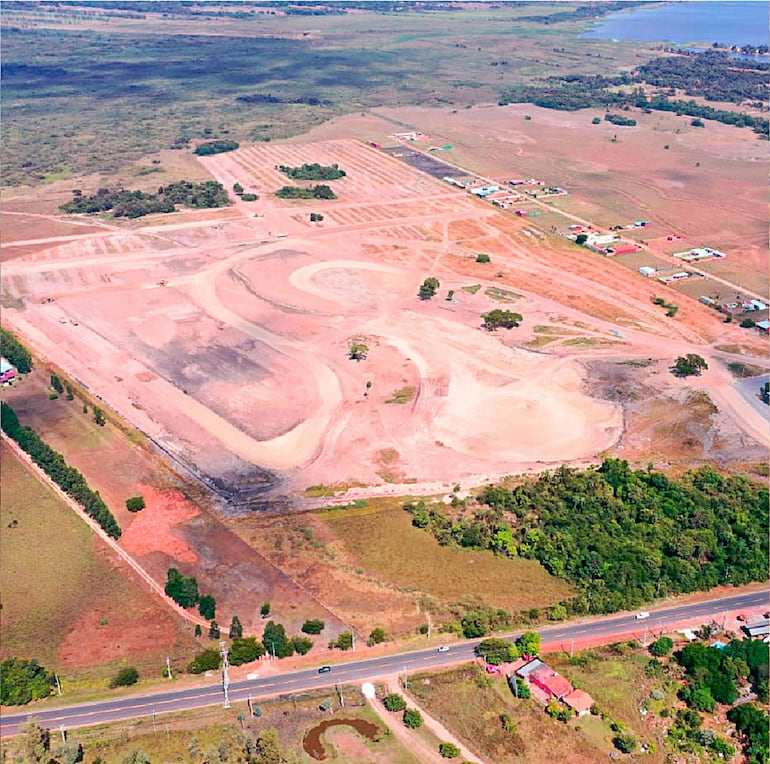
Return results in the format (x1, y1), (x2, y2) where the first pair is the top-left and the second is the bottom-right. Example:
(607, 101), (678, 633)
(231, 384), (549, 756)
(530, 667), (573, 701)
(564, 688), (594, 717)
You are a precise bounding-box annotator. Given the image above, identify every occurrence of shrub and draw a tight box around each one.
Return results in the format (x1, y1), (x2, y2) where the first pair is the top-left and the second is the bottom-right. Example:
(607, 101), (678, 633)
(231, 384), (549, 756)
(475, 253), (490, 263)
(110, 667), (139, 688)
(260, 602), (271, 618)
(188, 649), (221, 674)
(0, 658), (54, 705)
(125, 495), (146, 512)
(368, 627), (386, 646)
(403, 709), (423, 728)
(301, 619), (325, 635)
(383, 693), (408, 712)
(650, 636), (674, 657)
(290, 636), (314, 655)
(329, 631), (354, 651)
(591, 116), (602, 124)
(612, 733), (637, 754)
(241, 193), (257, 201)
(439, 742), (460, 758)
(229, 637), (265, 666)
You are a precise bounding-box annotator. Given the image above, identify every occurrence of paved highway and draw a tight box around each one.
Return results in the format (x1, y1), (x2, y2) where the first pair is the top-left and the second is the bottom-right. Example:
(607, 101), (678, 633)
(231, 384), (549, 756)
(2, 589), (767, 737)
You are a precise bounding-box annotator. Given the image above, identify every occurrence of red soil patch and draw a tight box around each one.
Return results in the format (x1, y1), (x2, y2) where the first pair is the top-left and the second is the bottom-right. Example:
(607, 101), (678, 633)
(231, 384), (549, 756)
(120, 486), (200, 563)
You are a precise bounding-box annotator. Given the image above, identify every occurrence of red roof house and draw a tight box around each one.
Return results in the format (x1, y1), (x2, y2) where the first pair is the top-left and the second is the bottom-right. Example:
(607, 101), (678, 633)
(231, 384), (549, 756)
(530, 668), (573, 701)
(564, 688), (594, 716)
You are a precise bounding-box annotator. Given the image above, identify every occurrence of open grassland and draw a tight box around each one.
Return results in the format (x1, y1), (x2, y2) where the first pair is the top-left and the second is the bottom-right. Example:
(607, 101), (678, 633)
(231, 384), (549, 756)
(0, 442), (198, 686)
(318, 502), (571, 612)
(1, 5), (655, 186)
(408, 664), (612, 764)
(4, 686), (418, 764)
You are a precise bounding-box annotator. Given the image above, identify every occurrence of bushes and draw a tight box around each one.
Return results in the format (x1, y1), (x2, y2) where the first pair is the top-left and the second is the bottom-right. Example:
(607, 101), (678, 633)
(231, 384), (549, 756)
(475, 638), (519, 665)
(110, 667), (139, 688)
(383, 693), (407, 712)
(291, 637), (314, 656)
(229, 638), (265, 666)
(279, 163), (345, 181)
(0, 658), (54, 705)
(0, 328), (33, 373)
(188, 649), (221, 674)
(368, 627), (386, 646)
(649, 636), (674, 657)
(164, 568), (199, 608)
(125, 495), (145, 512)
(302, 619), (325, 635)
(475, 253), (490, 263)
(275, 184), (336, 200)
(0, 402), (121, 538)
(193, 140), (239, 156)
(329, 631), (354, 651)
(403, 708), (423, 728)
(198, 594), (216, 620)
(439, 742), (460, 758)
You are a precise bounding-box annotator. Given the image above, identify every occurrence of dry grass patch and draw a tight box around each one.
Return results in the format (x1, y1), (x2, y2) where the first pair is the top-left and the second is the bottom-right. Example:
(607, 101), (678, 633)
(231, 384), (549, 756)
(318, 503), (570, 611)
(408, 664), (601, 764)
(386, 386), (415, 404)
(484, 286), (522, 303)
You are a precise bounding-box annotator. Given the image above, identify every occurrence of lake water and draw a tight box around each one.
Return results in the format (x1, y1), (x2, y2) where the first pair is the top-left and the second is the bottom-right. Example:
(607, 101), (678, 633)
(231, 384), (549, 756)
(580, 2), (769, 46)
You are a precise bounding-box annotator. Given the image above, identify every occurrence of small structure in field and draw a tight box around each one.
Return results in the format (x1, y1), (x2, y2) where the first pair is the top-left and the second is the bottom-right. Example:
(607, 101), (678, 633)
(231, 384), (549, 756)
(639, 266), (657, 277)
(530, 667), (573, 701)
(673, 246), (726, 262)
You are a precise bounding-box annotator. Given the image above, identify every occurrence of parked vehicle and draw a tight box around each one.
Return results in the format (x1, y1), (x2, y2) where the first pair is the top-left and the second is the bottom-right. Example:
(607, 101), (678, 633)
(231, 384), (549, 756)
(437, 646), (450, 653)
(318, 666), (331, 674)
(636, 612), (650, 620)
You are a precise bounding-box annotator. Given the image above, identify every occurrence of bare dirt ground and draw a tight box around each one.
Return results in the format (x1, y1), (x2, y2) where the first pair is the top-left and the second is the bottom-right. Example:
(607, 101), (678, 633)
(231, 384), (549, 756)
(3, 129), (764, 519)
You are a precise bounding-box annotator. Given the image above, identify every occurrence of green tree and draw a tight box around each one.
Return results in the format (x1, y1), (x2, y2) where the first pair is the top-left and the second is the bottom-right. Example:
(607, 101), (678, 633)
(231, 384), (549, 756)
(418, 277), (440, 300)
(301, 619), (325, 635)
(208, 621), (221, 640)
(50, 374), (64, 394)
(233, 182), (244, 194)
(612, 733), (637, 754)
(260, 602), (271, 618)
(330, 631), (354, 651)
(17, 718), (51, 764)
(198, 595), (216, 620)
(93, 406), (106, 426)
(229, 615), (243, 639)
(650, 636), (674, 657)
(403, 708), (423, 728)
(263, 621), (293, 658)
(476, 638), (519, 665)
(0, 659), (55, 705)
(164, 568), (199, 608)
(290, 636), (314, 655)
(229, 637), (265, 666)
(368, 627), (386, 646)
(383, 693), (407, 712)
(109, 667), (139, 688)
(194, 624), (202, 638)
(439, 742), (461, 758)
(517, 631), (541, 657)
(188, 649), (221, 673)
(575, 233), (588, 245)
(481, 309), (523, 331)
(672, 354), (708, 377)
(475, 253), (491, 263)
(125, 495), (146, 512)
(348, 341), (369, 361)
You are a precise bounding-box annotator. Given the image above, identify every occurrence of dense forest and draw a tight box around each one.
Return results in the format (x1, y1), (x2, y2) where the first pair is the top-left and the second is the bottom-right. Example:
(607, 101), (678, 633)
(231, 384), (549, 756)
(0, 327), (33, 373)
(405, 459), (767, 615)
(499, 52), (769, 137)
(278, 163), (346, 181)
(60, 181), (229, 218)
(0, 402), (121, 538)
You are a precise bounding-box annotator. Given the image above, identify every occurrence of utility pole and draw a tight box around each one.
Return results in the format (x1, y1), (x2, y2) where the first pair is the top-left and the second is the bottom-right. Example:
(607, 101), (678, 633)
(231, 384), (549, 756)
(59, 725), (66, 744)
(166, 656), (172, 680)
(427, 613), (432, 639)
(569, 638), (574, 659)
(54, 675), (62, 696)
(403, 666), (408, 691)
(351, 629), (356, 652)
(642, 623), (649, 647)
(152, 709), (157, 734)
(220, 641), (231, 709)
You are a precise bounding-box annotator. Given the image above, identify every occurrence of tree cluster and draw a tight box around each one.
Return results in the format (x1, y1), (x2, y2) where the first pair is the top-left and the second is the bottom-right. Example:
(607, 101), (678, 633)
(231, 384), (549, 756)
(302, 619), (325, 634)
(604, 113), (637, 127)
(727, 703), (769, 764)
(671, 354), (708, 377)
(481, 309), (522, 331)
(279, 162), (346, 181)
(275, 184), (336, 200)
(262, 620), (313, 658)
(418, 277), (440, 300)
(193, 139), (240, 156)
(230, 637), (266, 666)
(125, 495), (145, 512)
(0, 327), (33, 373)
(0, 658), (55, 705)
(164, 568), (200, 608)
(1, 402), (121, 538)
(409, 459), (767, 615)
(59, 181), (229, 218)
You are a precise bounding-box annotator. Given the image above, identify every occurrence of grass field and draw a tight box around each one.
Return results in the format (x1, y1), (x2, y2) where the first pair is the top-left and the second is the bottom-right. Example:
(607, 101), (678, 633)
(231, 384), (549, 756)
(3, 686), (419, 764)
(408, 664), (605, 764)
(0, 442), (196, 685)
(318, 502), (571, 612)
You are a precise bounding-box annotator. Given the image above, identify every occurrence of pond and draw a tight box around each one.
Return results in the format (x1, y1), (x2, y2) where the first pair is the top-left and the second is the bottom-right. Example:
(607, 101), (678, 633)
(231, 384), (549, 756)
(303, 717), (382, 761)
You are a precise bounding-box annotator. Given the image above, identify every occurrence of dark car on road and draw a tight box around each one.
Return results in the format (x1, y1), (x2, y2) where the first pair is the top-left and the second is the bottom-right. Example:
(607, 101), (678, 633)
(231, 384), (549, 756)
(318, 666), (331, 674)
